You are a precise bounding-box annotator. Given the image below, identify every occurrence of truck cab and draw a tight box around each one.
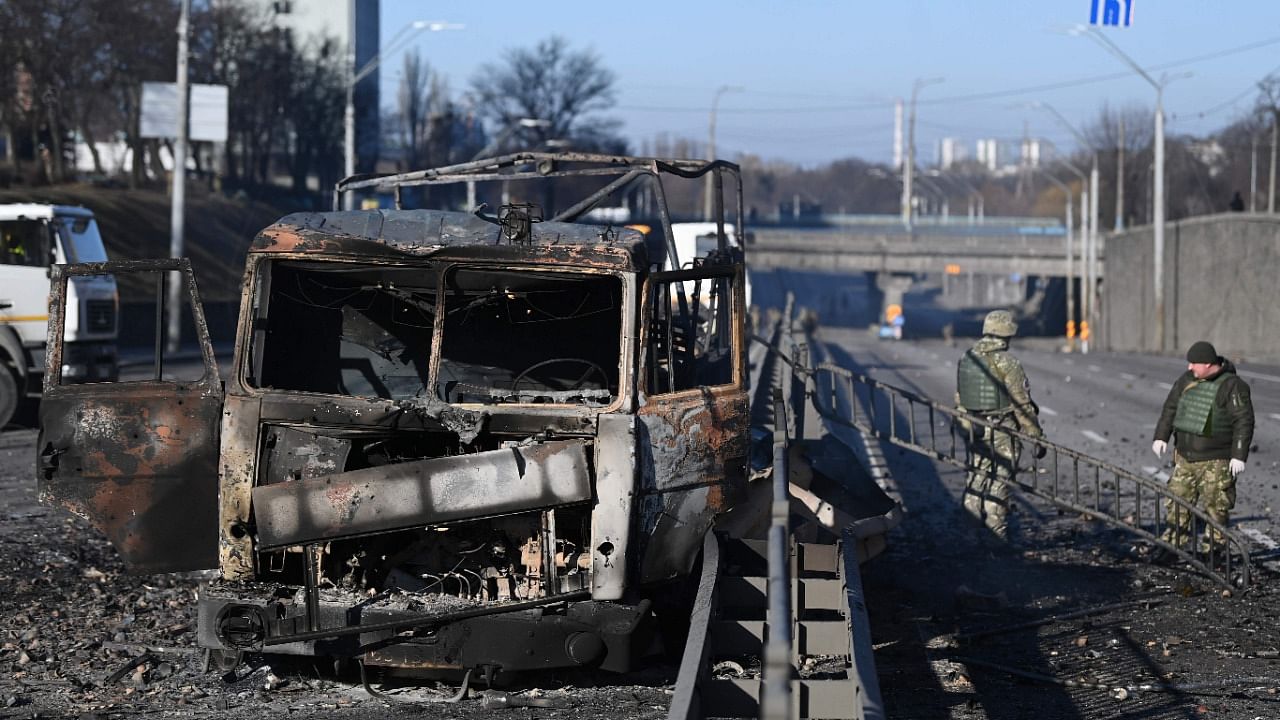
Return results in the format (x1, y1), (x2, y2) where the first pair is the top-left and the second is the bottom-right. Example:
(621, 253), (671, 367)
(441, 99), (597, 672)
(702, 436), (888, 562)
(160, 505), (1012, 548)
(37, 154), (750, 679)
(0, 204), (117, 428)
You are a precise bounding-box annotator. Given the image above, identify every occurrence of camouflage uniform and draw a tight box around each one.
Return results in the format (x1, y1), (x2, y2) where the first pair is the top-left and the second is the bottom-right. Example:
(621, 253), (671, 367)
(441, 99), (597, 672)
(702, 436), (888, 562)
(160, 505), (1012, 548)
(955, 330), (1043, 538)
(1164, 454), (1235, 549)
(1154, 356), (1253, 551)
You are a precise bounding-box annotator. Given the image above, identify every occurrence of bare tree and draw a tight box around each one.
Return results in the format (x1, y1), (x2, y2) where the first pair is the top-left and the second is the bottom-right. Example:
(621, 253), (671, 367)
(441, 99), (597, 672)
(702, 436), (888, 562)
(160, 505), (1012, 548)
(397, 50), (432, 170)
(468, 36), (623, 153)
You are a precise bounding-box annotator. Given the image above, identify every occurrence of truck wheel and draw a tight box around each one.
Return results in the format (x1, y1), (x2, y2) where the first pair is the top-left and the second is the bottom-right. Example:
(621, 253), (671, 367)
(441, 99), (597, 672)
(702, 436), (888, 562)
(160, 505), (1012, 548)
(0, 367), (16, 431)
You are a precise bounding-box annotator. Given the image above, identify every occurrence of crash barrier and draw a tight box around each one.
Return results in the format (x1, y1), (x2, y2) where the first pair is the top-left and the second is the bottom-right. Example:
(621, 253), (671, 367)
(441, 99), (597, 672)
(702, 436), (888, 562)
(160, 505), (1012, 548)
(797, 354), (1250, 588)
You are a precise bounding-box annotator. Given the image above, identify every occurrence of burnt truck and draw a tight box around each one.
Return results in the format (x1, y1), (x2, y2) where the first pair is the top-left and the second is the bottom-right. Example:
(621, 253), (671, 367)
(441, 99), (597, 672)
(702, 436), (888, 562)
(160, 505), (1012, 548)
(37, 154), (750, 679)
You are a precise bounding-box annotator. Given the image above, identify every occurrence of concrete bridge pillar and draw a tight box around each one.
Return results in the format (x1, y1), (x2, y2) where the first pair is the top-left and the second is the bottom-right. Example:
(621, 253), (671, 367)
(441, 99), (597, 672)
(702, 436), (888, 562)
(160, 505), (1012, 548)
(875, 272), (914, 323)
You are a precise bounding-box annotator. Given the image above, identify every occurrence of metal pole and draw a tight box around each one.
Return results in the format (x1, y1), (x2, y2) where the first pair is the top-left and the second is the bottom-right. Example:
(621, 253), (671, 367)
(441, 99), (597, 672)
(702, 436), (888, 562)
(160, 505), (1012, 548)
(705, 86), (741, 221)
(1115, 114), (1125, 231)
(166, 0), (190, 354)
(1269, 115), (1278, 214)
(1080, 187), (1090, 352)
(1065, 187), (1075, 347)
(1250, 134), (1258, 212)
(1154, 86), (1165, 353)
(901, 86), (918, 227)
(1086, 156), (1099, 354)
(343, 0), (357, 211)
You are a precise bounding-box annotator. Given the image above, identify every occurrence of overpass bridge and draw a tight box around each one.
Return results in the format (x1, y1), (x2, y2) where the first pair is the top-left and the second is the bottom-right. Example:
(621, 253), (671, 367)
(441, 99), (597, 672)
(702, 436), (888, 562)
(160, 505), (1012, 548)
(746, 225), (1092, 278)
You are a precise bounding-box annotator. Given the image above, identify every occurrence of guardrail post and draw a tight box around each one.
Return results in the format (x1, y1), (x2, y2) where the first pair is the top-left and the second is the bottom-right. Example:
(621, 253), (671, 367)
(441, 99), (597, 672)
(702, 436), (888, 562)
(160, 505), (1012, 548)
(762, 388), (794, 720)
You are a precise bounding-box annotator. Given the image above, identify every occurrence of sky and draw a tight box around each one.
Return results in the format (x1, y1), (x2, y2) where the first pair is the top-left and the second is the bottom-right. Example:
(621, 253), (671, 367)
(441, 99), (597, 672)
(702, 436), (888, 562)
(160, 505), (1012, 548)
(377, 1), (1280, 167)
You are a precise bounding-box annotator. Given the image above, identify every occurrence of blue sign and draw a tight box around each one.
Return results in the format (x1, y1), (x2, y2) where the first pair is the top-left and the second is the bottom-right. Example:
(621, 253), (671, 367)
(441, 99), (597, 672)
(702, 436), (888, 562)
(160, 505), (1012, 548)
(1090, 0), (1133, 26)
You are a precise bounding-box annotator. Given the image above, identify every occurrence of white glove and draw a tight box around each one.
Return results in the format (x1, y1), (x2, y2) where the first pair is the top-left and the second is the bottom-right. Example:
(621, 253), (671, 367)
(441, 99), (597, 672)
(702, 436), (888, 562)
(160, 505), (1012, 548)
(1230, 459), (1246, 477)
(1151, 440), (1167, 458)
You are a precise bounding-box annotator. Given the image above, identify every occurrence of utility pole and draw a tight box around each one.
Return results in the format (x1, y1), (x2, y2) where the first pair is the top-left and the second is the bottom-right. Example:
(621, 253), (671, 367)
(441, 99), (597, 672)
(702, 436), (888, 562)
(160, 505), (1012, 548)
(1115, 115), (1124, 231)
(1087, 156), (1099, 352)
(1269, 113), (1277, 213)
(893, 100), (904, 171)
(166, 0), (191, 353)
(1250, 133), (1258, 212)
(901, 78), (943, 228)
(342, 0), (357, 210)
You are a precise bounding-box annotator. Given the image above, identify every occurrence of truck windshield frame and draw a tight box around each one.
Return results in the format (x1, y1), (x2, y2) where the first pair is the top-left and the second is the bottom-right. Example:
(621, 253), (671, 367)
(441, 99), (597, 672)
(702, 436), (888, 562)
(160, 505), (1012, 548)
(245, 257), (626, 408)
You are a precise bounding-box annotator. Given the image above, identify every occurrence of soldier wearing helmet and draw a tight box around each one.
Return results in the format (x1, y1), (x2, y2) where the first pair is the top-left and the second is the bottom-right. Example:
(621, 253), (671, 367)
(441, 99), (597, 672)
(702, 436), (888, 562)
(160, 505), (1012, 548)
(954, 310), (1045, 539)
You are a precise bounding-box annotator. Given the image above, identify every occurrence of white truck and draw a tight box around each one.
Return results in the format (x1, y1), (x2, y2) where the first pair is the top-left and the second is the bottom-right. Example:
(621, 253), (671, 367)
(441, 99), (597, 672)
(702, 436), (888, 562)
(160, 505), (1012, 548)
(0, 204), (118, 428)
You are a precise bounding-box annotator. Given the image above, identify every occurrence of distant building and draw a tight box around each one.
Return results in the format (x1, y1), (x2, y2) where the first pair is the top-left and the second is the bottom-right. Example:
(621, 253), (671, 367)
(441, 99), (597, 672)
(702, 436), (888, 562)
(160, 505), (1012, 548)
(975, 137), (1046, 177)
(259, 0), (380, 174)
(975, 138), (999, 172)
(937, 137), (968, 169)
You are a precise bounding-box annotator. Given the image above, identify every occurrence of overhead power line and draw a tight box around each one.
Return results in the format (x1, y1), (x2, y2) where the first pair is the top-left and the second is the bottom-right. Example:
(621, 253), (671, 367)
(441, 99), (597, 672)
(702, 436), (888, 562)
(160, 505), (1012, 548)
(617, 34), (1280, 116)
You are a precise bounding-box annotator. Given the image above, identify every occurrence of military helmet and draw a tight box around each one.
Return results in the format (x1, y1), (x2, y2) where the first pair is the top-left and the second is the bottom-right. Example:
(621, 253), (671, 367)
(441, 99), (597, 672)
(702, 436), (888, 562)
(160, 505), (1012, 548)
(982, 310), (1018, 338)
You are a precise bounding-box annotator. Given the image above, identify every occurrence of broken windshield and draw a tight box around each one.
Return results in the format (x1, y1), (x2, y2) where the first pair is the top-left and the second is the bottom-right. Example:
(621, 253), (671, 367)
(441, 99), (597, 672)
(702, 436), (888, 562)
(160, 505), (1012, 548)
(436, 266), (621, 405)
(249, 260), (438, 399)
(246, 260), (623, 406)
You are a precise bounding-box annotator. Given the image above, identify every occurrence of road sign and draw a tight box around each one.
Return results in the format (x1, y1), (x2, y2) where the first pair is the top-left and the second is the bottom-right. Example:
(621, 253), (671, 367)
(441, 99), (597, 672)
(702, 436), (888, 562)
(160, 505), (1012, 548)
(140, 82), (229, 142)
(1090, 0), (1133, 27)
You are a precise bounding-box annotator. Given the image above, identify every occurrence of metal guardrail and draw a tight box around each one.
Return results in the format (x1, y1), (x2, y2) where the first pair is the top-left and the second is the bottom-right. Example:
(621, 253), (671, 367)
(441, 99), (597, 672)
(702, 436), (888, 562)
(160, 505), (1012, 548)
(800, 360), (1251, 588)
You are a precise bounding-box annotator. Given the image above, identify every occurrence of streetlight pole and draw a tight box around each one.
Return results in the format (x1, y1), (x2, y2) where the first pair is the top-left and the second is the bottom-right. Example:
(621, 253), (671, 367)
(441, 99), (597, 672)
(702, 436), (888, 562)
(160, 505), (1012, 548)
(705, 85), (743, 221)
(901, 78), (943, 229)
(1033, 101), (1100, 351)
(1076, 25), (1189, 353)
(166, 0), (191, 353)
(343, 18), (463, 210)
(1037, 170), (1075, 346)
(1056, 159), (1088, 351)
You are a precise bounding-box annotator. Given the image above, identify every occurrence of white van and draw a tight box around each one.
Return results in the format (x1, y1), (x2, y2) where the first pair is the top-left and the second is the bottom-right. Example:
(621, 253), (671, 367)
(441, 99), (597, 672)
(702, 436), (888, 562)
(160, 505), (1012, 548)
(0, 204), (118, 428)
(668, 222), (752, 309)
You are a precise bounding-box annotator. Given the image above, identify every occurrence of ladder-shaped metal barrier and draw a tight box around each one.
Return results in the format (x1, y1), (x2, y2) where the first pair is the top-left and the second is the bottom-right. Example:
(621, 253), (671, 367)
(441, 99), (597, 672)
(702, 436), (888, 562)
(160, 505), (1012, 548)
(802, 357), (1251, 588)
(750, 320), (1252, 590)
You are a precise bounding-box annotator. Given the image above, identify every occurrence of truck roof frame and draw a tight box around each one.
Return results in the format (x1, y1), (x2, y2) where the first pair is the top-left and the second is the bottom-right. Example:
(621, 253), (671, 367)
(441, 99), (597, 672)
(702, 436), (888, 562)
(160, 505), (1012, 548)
(334, 152), (745, 272)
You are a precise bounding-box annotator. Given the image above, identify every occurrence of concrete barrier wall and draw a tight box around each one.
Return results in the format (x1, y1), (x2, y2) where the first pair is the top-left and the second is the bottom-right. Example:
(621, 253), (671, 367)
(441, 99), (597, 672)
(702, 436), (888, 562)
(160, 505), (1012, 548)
(1102, 213), (1280, 360)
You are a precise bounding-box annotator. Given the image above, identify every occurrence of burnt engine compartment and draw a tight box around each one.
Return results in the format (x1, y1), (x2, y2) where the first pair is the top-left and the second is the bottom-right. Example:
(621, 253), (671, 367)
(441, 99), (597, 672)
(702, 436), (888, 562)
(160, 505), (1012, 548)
(252, 425), (595, 601)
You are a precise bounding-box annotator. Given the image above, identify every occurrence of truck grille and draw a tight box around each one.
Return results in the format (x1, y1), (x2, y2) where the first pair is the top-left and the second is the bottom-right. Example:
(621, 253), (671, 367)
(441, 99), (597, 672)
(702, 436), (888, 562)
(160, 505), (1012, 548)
(85, 300), (115, 333)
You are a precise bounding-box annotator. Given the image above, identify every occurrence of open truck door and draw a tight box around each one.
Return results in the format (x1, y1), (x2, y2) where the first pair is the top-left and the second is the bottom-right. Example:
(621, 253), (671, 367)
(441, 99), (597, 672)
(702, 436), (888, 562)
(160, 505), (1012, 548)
(636, 263), (749, 583)
(37, 259), (222, 573)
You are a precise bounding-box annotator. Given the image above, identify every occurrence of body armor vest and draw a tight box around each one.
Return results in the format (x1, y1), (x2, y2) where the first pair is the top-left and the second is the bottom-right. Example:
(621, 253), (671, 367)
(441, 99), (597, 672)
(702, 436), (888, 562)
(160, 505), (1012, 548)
(1173, 375), (1228, 437)
(957, 350), (1010, 411)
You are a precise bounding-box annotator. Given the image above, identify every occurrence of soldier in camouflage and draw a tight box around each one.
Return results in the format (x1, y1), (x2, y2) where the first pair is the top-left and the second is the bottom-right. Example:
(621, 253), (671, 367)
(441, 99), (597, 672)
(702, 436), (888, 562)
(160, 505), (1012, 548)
(1152, 341), (1254, 552)
(955, 310), (1045, 538)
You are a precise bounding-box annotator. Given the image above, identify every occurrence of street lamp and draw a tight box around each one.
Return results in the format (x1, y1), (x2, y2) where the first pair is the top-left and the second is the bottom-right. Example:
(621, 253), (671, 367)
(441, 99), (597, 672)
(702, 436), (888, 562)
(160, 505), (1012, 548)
(1031, 101), (1100, 353)
(1073, 24), (1190, 353)
(705, 85), (743, 221)
(344, 19), (463, 210)
(902, 77), (944, 229)
(1034, 168), (1077, 347)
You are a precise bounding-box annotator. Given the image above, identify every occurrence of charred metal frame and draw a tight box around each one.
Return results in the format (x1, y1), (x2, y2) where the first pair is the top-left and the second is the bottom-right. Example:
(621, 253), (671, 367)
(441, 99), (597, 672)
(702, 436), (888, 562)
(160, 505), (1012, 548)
(39, 155), (752, 678)
(334, 152), (746, 274)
